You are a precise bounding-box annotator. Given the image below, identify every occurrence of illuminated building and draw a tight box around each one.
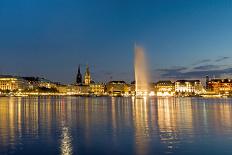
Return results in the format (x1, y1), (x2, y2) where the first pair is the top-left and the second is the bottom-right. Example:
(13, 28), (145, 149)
(56, 84), (69, 94)
(89, 83), (105, 96)
(84, 65), (91, 85)
(66, 85), (80, 95)
(106, 81), (131, 96)
(155, 80), (175, 96)
(0, 75), (28, 91)
(175, 80), (204, 96)
(65, 84), (90, 95)
(77, 85), (90, 95)
(124, 84), (132, 96)
(37, 78), (57, 88)
(207, 79), (232, 95)
(76, 65), (82, 84)
(130, 81), (136, 96)
(23, 77), (57, 89)
(130, 81), (154, 96)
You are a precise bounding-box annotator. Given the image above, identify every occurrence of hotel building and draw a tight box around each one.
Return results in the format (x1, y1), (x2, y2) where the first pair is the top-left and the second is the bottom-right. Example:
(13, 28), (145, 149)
(89, 83), (105, 96)
(175, 80), (204, 96)
(207, 79), (232, 95)
(0, 75), (28, 91)
(106, 81), (131, 96)
(155, 80), (175, 96)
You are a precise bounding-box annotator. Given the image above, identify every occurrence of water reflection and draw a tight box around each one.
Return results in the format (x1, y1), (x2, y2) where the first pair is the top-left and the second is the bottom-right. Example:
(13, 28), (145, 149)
(132, 98), (151, 155)
(157, 97), (194, 153)
(1, 97), (232, 155)
(60, 125), (73, 155)
(60, 99), (73, 155)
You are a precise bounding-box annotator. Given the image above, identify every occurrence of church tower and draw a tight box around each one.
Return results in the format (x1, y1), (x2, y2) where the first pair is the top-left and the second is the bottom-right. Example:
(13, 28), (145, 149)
(84, 65), (91, 85)
(76, 65), (82, 84)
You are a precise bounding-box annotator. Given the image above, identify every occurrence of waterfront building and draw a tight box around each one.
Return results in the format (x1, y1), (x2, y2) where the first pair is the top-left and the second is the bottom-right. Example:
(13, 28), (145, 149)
(207, 79), (232, 95)
(106, 81), (131, 96)
(37, 78), (57, 88)
(84, 65), (91, 85)
(155, 80), (175, 96)
(130, 81), (155, 96)
(66, 84), (92, 95)
(0, 75), (28, 91)
(76, 65), (82, 84)
(124, 84), (132, 96)
(56, 84), (69, 94)
(129, 81), (136, 95)
(77, 85), (90, 95)
(89, 83), (105, 96)
(22, 77), (40, 89)
(66, 85), (80, 95)
(175, 80), (204, 96)
(23, 77), (57, 89)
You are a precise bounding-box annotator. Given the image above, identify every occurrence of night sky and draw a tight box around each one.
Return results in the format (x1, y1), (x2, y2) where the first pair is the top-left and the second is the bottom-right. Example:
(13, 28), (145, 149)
(1, 0), (232, 84)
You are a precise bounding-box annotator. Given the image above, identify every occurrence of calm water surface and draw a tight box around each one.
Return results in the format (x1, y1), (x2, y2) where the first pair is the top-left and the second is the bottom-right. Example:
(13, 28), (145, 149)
(0, 96), (232, 155)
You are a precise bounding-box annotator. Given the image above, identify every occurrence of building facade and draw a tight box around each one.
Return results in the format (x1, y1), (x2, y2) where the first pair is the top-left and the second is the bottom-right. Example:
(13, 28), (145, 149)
(23, 77), (57, 89)
(89, 83), (105, 95)
(207, 79), (232, 95)
(155, 81), (175, 96)
(106, 81), (131, 96)
(0, 76), (28, 91)
(175, 80), (204, 96)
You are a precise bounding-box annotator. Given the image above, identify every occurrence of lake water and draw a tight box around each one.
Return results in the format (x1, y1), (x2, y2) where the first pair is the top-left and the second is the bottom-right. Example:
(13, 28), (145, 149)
(1, 97), (232, 155)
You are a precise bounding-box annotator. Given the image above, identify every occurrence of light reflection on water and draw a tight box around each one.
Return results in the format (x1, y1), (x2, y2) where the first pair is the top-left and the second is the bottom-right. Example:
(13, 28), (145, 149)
(60, 125), (73, 155)
(60, 99), (73, 155)
(1, 97), (232, 154)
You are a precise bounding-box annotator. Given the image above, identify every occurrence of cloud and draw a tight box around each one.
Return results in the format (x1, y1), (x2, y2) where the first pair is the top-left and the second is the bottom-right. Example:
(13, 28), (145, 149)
(158, 56), (232, 79)
(157, 66), (187, 72)
(215, 56), (230, 62)
(158, 66), (232, 79)
(157, 67), (187, 78)
(193, 65), (220, 70)
(191, 56), (230, 66)
(192, 59), (211, 66)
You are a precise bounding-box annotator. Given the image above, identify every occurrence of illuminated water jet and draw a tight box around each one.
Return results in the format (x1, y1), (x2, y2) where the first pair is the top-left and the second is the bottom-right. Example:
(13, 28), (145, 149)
(134, 45), (150, 97)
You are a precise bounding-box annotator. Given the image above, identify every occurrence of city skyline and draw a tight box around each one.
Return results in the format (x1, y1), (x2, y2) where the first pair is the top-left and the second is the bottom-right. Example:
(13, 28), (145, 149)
(2, 2), (232, 154)
(1, 0), (232, 83)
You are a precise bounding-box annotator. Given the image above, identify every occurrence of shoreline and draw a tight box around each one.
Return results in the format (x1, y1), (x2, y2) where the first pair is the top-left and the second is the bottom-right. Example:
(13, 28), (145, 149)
(0, 94), (231, 98)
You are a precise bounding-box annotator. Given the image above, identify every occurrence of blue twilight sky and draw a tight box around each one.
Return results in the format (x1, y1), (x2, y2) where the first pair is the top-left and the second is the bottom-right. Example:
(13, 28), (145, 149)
(1, 0), (232, 83)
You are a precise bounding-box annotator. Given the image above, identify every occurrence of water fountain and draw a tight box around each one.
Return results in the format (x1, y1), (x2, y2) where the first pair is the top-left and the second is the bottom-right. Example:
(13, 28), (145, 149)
(134, 45), (150, 97)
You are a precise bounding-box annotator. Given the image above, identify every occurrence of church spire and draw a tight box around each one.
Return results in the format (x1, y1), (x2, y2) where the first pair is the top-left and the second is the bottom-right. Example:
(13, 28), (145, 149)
(76, 64), (82, 84)
(84, 64), (91, 85)
(86, 65), (90, 76)
(78, 65), (81, 75)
